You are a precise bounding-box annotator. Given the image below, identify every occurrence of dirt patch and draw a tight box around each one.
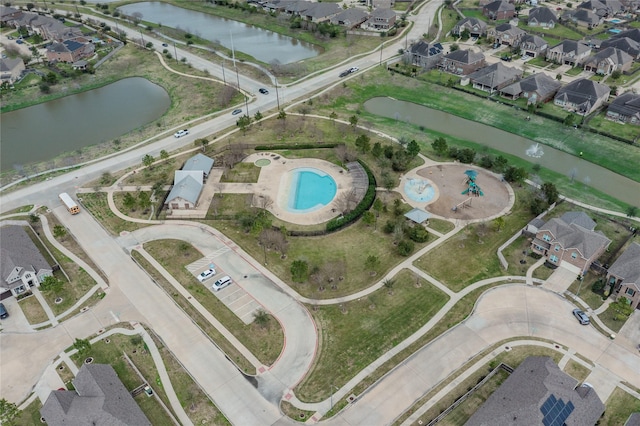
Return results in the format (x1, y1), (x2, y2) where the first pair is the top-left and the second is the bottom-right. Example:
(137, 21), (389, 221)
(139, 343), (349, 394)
(416, 164), (511, 221)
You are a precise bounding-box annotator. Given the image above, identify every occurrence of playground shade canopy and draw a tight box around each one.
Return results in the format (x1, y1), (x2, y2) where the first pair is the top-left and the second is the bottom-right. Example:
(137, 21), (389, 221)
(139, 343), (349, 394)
(404, 208), (431, 224)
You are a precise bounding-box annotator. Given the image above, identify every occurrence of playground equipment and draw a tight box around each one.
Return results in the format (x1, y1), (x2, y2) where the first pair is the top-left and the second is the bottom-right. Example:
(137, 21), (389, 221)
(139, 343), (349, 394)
(452, 197), (473, 212)
(461, 170), (484, 197)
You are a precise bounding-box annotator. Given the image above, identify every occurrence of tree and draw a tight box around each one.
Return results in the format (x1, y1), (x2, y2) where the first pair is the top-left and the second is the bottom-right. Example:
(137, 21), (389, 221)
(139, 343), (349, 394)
(29, 213), (39, 223)
(365, 255), (380, 273)
(373, 199), (384, 217)
(26, 2), (34, 9)
(431, 137), (448, 156)
(362, 211), (376, 227)
(253, 309), (270, 329)
(626, 206), (638, 218)
(530, 197), (546, 215)
(73, 338), (91, 355)
(383, 278), (395, 294)
(100, 172), (113, 185)
(450, 43), (459, 52)
(122, 192), (137, 211)
(541, 182), (559, 204)
(142, 154), (154, 168)
(291, 260), (309, 283)
(53, 224), (67, 240)
(407, 140), (420, 157)
(277, 109), (287, 128)
(372, 142), (383, 158)
(493, 216), (505, 232)
(236, 115), (252, 133)
(329, 111), (337, 126)
(138, 191), (152, 211)
(194, 138), (208, 152)
(494, 155), (509, 172)
(504, 166), (528, 184)
(397, 239), (414, 256)
(254, 110), (263, 123)
(349, 115), (358, 130)
(563, 113), (576, 127)
(355, 134), (371, 154)
(0, 399), (19, 425)
(40, 275), (64, 293)
(611, 70), (622, 80)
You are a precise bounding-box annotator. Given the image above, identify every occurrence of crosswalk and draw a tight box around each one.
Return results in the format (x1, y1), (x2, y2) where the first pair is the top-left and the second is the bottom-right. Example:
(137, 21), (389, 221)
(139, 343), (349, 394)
(186, 247), (231, 273)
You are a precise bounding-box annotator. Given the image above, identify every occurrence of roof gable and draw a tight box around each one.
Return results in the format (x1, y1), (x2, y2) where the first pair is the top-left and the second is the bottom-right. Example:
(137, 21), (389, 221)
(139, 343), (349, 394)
(0, 225), (52, 286)
(166, 175), (203, 205)
(183, 153), (214, 175)
(528, 6), (558, 22)
(608, 242), (640, 285)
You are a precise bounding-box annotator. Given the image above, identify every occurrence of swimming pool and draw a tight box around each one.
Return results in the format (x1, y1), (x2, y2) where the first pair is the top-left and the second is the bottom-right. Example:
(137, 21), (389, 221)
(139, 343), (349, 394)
(609, 28), (622, 34)
(609, 18), (622, 23)
(287, 168), (337, 212)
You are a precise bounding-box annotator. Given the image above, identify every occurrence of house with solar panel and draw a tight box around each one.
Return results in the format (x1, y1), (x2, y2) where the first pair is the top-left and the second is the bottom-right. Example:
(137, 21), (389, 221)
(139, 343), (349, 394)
(165, 153), (214, 210)
(466, 356), (604, 426)
(408, 41), (444, 69)
(607, 242), (640, 310)
(46, 39), (95, 63)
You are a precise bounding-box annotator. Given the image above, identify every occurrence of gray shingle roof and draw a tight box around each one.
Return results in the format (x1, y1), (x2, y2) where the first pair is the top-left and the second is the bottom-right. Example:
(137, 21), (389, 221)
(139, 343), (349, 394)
(585, 46), (633, 67)
(613, 28), (640, 43)
(454, 17), (488, 33)
(528, 6), (558, 23)
(466, 357), (605, 426)
(0, 225), (52, 290)
(183, 153), (214, 176)
(521, 33), (547, 49)
(607, 92), (640, 119)
(484, 0), (515, 12)
(555, 78), (610, 107)
(550, 39), (591, 55)
(468, 62), (522, 88)
(539, 214), (611, 259)
(608, 242), (640, 289)
(0, 57), (23, 73)
(371, 8), (396, 19)
(444, 49), (485, 64)
(410, 41), (444, 57)
(625, 412), (640, 426)
(41, 364), (151, 426)
(304, 2), (341, 19)
(601, 37), (640, 58)
(330, 8), (368, 25)
(560, 211), (596, 230)
(501, 72), (561, 98)
(571, 8), (601, 24)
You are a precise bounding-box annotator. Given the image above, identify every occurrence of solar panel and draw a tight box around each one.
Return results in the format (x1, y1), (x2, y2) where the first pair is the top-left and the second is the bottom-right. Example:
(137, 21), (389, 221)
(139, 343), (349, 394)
(540, 394), (575, 426)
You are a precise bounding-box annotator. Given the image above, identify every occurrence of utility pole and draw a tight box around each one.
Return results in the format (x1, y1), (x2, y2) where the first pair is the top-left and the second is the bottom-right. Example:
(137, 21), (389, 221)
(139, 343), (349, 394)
(274, 76), (280, 110)
(221, 60), (227, 85)
(139, 29), (145, 48)
(173, 42), (178, 64)
(379, 42), (383, 66)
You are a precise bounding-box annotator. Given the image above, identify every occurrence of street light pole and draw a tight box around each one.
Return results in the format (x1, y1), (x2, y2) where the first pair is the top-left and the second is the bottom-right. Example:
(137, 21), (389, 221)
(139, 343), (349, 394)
(173, 42), (178, 64)
(275, 76), (280, 111)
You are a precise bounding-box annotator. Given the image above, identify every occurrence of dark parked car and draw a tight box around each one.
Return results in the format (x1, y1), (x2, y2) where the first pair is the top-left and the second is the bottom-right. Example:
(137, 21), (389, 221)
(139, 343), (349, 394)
(0, 303), (8, 319)
(232, 109), (243, 115)
(258, 88), (269, 94)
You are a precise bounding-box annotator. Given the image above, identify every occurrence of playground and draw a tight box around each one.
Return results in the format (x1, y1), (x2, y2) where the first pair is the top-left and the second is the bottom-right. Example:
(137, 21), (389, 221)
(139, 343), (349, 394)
(414, 164), (513, 221)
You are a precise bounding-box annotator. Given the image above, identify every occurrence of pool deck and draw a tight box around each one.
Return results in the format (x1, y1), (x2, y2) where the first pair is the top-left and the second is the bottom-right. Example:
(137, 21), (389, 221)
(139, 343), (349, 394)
(218, 153), (355, 226)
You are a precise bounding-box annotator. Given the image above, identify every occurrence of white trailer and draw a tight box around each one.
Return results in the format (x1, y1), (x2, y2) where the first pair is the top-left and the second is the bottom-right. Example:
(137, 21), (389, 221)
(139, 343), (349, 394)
(59, 192), (80, 215)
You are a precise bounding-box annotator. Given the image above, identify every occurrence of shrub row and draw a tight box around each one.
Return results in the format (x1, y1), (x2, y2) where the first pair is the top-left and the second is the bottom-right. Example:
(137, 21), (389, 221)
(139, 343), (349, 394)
(254, 143), (341, 151)
(325, 160), (377, 233)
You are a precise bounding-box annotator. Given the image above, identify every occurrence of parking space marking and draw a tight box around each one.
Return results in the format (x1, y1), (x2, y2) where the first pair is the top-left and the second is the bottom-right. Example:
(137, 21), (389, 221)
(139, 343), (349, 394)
(209, 282), (263, 325)
(186, 248), (231, 273)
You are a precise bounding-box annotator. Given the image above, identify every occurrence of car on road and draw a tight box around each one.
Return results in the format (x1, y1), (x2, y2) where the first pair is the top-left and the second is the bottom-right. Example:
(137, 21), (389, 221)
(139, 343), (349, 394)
(0, 303), (8, 319)
(258, 88), (269, 94)
(349, 66), (359, 73)
(162, 43), (168, 47)
(212, 275), (232, 291)
(197, 268), (216, 282)
(16, 39), (23, 44)
(174, 129), (189, 138)
(339, 69), (350, 77)
(232, 108), (243, 115)
(572, 309), (590, 325)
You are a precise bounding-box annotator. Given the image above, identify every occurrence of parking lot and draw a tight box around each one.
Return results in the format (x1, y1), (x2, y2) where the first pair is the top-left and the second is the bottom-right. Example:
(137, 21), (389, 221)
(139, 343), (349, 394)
(187, 251), (263, 325)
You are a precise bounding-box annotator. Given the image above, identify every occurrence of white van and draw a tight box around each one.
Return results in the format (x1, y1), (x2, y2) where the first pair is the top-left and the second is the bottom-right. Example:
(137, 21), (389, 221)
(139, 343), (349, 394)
(212, 276), (232, 292)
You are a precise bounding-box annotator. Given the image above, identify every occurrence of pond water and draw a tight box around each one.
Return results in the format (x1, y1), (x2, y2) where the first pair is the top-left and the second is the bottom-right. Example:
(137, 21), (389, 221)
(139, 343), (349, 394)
(0, 77), (170, 172)
(118, 2), (321, 64)
(364, 97), (640, 206)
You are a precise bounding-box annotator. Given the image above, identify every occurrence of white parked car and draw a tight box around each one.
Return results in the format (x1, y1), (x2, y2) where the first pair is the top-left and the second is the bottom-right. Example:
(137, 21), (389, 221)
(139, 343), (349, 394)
(212, 275), (232, 291)
(197, 268), (216, 282)
(350, 66), (359, 73)
(174, 129), (189, 138)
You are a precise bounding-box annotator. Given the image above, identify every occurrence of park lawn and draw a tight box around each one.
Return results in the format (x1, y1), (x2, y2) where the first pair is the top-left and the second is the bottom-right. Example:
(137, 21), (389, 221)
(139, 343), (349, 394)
(415, 188), (535, 292)
(295, 269), (449, 401)
(562, 360), (591, 382)
(81, 192), (147, 235)
(600, 387), (640, 426)
(428, 218), (456, 234)
(588, 114), (640, 142)
(311, 67), (640, 184)
(13, 399), (43, 426)
(220, 162), (261, 183)
(143, 239), (284, 366)
(70, 333), (178, 424)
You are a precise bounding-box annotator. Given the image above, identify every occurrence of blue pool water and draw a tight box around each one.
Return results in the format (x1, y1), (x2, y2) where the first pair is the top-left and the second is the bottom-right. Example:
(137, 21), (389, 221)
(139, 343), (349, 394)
(609, 28), (622, 34)
(287, 168), (337, 212)
(404, 179), (435, 203)
(609, 18), (622, 23)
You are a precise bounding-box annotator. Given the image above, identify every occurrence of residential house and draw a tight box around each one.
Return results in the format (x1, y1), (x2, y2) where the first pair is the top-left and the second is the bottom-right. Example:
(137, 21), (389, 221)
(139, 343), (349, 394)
(362, 8), (396, 30)
(483, 0), (516, 20)
(600, 37), (640, 60)
(41, 364), (151, 426)
(583, 47), (632, 75)
(0, 225), (53, 299)
(546, 40), (592, 66)
(527, 7), (558, 28)
(452, 17), (488, 37)
(46, 39), (95, 63)
(408, 41), (444, 69)
(607, 242), (640, 309)
(0, 6), (23, 25)
(439, 49), (486, 75)
(371, 0), (395, 8)
(165, 153), (214, 210)
(530, 211), (611, 275)
(554, 78), (610, 114)
(500, 72), (561, 103)
(330, 8), (369, 28)
(577, 0), (623, 17)
(302, 3), (342, 22)
(567, 8), (602, 27)
(606, 92), (640, 124)
(466, 62), (523, 92)
(284, 1), (313, 16)
(467, 357), (605, 426)
(488, 23), (526, 46)
(0, 57), (25, 84)
(612, 28), (640, 44)
(520, 33), (548, 57)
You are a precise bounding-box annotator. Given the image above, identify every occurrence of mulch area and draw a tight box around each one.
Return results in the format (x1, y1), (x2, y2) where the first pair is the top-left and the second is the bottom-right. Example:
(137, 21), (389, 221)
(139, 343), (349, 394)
(417, 163), (511, 221)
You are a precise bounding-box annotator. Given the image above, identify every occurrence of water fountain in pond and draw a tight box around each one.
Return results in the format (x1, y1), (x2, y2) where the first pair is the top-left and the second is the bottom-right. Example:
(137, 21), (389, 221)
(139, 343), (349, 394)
(526, 143), (544, 158)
